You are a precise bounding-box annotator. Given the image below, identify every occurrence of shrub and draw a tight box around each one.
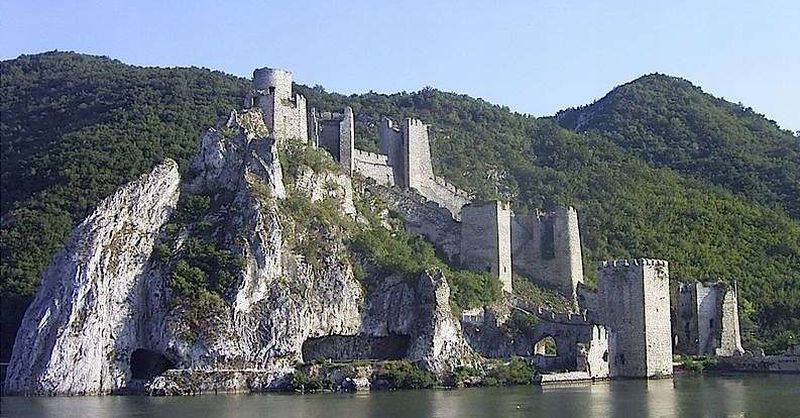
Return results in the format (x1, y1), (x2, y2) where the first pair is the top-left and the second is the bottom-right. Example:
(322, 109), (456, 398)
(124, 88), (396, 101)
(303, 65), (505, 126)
(375, 361), (437, 389)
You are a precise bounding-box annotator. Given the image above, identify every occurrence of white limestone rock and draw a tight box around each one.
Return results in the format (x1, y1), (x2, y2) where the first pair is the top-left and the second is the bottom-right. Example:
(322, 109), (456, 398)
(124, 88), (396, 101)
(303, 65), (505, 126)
(4, 160), (181, 395)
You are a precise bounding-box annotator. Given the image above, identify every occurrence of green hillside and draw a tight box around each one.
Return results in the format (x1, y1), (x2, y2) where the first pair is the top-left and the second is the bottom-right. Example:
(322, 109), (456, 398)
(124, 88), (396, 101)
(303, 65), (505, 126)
(557, 74), (800, 219)
(1, 52), (798, 359)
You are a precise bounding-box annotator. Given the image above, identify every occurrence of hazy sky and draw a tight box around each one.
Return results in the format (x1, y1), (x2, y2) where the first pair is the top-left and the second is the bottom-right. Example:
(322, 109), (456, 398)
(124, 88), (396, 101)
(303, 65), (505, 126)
(2, 0), (798, 131)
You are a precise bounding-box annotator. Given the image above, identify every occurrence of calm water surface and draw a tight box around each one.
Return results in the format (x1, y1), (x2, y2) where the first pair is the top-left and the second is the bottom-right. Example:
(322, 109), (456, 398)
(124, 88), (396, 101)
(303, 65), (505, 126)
(2, 374), (799, 418)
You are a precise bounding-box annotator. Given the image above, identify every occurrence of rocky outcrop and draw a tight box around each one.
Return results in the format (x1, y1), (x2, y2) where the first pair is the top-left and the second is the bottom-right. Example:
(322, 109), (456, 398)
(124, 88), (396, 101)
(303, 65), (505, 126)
(160, 109), (364, 376)
(5, 107), (475, 396)
(4, 160), (181, 395)
(362, 270), (478, 374)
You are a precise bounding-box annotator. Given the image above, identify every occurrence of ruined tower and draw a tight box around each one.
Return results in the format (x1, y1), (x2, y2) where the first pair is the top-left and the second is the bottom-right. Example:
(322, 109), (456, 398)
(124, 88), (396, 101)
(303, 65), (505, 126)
(245, 67), (308, 143)
(311, 107), (354, 174)
(598, 259), (673, 378)
(510, 207), (584, 299)
(460, 201), (513, 293)
(378, 117), (470, 218)
(673, 281), (744, 356)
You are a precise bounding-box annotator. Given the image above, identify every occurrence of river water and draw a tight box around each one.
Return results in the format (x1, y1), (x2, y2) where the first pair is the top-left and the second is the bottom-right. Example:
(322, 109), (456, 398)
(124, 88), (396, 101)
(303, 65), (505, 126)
(2, 374), (798, 418)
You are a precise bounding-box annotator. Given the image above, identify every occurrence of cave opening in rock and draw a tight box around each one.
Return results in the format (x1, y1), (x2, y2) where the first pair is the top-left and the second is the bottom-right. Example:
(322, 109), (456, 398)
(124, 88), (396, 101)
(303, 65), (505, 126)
(130, 348), (174, 380)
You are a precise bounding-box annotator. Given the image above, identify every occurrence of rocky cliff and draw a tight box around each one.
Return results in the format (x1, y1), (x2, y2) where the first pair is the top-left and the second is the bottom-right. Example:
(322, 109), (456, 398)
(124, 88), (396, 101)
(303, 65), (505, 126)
(4, 160), (181, 395)
(5, 109), (474, 395)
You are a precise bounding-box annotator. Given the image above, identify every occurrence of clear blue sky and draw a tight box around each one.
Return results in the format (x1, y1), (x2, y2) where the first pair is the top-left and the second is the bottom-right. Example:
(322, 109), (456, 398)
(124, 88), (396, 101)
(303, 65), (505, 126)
(2, 0), (798, 132)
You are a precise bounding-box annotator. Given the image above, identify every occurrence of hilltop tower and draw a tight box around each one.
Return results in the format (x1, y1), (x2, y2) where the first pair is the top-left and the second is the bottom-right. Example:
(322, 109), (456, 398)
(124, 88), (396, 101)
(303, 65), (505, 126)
(245, 67), (308, 143)
(673, 281), (744, 356)
(598, 259), (673, 378)
(510, 207), (584, 299)
(460, 201), (513, 293)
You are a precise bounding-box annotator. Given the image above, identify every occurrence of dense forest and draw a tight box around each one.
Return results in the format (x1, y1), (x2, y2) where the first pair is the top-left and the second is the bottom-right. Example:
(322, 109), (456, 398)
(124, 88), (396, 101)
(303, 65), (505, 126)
(1, 52), (798, 359)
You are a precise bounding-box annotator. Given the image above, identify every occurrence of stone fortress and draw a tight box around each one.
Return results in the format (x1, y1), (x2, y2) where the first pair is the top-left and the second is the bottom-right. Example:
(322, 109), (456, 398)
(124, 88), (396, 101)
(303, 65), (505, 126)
(247, 67), (747, 381)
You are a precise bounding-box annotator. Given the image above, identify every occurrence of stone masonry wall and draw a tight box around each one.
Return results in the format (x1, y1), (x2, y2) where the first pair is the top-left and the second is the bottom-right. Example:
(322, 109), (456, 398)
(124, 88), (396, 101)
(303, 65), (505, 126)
(642, 261), (673, 376)
(379, 117), (404, 183)
(361, 181), (461, 262)
(353, 150), (395, 186)
(672, 282), (700, 355)
(312, 107), (354, 174)
(695, 283), (720, 355)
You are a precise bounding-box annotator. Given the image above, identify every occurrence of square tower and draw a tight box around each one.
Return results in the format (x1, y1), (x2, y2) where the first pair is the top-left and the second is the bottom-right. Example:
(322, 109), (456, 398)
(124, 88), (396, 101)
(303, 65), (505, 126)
(460, 201), (513, 293)
(672, 281), (744, 356)
(510, 206), (584, 299)
(311, 107), (355, 174)
(598, 259), (673, 378)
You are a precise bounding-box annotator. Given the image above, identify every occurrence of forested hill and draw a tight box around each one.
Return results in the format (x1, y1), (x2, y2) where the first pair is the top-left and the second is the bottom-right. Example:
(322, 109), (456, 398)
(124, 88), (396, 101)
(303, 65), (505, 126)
(556, 74), (800, 219)
(1, 52), (798, 359)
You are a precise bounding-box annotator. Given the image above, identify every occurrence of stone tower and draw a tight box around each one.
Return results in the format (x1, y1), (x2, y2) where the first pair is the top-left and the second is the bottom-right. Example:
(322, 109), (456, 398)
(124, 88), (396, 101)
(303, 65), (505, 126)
(598, 259), (673, 378)
(673, 281), (744, 356)
(378, 117), (470, 218)
(246, 67), (308, 143)
(510, 207), (584, 299)
(311, 107), (355, 174)
(403, 118), (435, 192)
(460, 201), (513, 293)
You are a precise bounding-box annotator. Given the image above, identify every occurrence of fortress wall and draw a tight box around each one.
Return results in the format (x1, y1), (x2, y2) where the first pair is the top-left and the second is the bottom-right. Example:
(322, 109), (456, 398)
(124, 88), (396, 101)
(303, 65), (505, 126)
(672, 282), (701, 355)
(250, 68), (308, 143)
(353, 149), (395, 186)
(312, 108), (355, 173)
(362, 181), (461, 262)
(379, 118), (404, 184)
(318, 119), (343, 157)
(642, 261), (673, 376)
(404, 118), (435, 190)
(695, 283), (720, 355)
(415, 179), (472, 220)
(673, 281), (744, 356)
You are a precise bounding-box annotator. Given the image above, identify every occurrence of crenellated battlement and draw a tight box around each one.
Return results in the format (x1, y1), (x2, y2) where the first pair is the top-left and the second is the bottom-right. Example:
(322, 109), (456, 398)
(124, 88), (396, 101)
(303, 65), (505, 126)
(599, 258), (669, 269)
(431, 176), (472, 199)
(534, 306), (591, 325)
(353, 149), (390, 165)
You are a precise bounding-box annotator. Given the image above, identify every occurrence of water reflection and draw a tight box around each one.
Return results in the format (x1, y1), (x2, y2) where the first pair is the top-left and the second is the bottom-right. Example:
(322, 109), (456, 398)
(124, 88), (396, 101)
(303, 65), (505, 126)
(2, 375), (798, 418)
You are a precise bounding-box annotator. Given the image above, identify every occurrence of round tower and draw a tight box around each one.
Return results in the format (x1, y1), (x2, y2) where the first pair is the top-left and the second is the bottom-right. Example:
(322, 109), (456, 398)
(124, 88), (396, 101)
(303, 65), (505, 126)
(253, 67), (292, 100)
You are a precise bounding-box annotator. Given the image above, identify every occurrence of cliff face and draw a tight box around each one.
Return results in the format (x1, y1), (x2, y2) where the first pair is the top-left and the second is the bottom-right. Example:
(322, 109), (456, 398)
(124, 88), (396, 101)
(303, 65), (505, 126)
(5, 109), (473, 395)
(4, 160), (181, 395)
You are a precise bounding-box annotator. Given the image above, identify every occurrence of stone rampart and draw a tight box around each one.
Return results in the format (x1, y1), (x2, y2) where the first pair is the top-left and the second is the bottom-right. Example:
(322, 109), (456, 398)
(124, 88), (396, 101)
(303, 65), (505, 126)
(361, 180), (461, 261)
(672, 280), (744, 356)
(353, 149), (395, 186)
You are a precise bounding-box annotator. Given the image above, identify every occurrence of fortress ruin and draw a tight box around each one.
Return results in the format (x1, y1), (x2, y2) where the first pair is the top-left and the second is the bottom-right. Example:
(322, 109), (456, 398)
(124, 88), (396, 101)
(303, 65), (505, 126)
(242, 67), (748, 380)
